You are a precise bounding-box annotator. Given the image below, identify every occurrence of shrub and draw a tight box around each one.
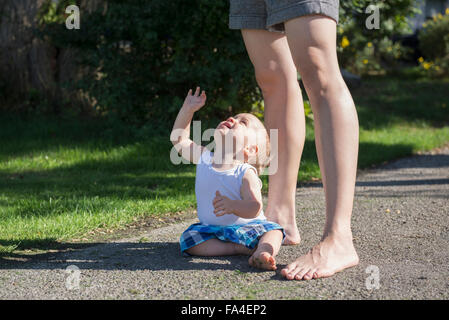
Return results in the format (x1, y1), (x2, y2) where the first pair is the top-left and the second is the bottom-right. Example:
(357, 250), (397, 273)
(39, 0), (258, 133)
(418, 9), (449, 77)
(337, 0), (417, 75)
(35, 0), (419, 132)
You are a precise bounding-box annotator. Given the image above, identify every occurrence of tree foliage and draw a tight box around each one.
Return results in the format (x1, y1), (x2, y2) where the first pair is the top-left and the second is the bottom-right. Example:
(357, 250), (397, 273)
(33, 0), (419, 132)
(39, 0), (257, 133)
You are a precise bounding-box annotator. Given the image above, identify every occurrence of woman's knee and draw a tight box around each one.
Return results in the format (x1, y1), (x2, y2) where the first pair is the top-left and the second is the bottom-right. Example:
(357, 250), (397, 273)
(295, 49), (344, 97)
(254, 65), (297, 97)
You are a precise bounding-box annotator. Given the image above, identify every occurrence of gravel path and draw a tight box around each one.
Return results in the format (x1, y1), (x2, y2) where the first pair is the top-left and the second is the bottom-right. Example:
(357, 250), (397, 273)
(1, 146), (448, 300)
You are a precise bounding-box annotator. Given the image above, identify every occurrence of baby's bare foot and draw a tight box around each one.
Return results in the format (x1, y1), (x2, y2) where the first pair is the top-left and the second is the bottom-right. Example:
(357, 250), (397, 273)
(249, 252), (277, 271)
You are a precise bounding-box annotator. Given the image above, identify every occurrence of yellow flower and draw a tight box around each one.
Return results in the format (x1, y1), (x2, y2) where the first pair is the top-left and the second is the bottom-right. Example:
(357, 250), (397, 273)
(367, 42), (373, 48)
(341, 36), (350, 48)
(418, 56), (424, 63)
(423, 62), (432, 70)
(363, 59), (368, 64)
(446, 8), (449, 15)
(438, 13), (443, 19)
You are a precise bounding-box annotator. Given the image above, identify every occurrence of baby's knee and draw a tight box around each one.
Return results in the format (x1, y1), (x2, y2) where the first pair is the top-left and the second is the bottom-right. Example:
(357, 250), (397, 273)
(185, 245), (201, 256)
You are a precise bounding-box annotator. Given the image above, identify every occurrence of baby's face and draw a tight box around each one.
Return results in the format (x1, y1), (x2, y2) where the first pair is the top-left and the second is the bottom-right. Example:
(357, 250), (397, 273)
(215, 113), (264, 160)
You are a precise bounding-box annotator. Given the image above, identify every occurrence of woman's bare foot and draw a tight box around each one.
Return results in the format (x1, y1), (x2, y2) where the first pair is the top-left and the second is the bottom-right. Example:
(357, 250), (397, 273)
(281, 233), (359, 280)
(249, 252), (277, 270)
(282, 230), (301, 246)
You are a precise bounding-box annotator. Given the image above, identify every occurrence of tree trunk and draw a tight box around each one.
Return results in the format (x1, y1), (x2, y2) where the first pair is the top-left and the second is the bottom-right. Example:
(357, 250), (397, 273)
(1, 1), (51, 102)
(0, 0), (103, 114)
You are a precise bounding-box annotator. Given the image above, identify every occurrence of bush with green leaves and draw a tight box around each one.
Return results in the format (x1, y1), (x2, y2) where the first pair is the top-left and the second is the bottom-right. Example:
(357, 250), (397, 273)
(39, 0), (259, 133)
(418, 9), (449, 77)
(337, 0), (417, 75)
(37, 0), (418, 133)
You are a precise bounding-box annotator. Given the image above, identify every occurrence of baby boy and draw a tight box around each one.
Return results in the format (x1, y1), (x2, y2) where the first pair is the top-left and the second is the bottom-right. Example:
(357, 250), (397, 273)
(170, 87), (284, 270)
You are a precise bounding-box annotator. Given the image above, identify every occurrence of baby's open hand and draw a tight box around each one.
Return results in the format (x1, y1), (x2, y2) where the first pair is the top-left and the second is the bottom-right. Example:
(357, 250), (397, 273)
(212, 191), (235, 217)
(182, 86), (206, 112)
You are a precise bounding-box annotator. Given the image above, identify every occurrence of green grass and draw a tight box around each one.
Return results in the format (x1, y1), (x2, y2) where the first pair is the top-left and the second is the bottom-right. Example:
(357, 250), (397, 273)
(0, 117), (197, 253)
(297, 75), (449, 181)
(1, 75), (449, 254)
(354, 76), (449, 167)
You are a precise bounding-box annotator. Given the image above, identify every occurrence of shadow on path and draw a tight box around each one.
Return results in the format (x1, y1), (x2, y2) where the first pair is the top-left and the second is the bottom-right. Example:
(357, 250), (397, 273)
(299, 152), (449, 190)
(0, 241), (285, 277)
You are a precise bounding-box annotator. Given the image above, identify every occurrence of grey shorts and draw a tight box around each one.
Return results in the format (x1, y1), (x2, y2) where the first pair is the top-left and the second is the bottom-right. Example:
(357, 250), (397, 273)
(229, 0), (339, 32)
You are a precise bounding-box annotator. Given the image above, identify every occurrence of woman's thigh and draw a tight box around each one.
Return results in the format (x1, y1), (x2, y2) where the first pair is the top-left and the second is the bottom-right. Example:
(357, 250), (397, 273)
(240, 29), (298, 93)
(283, 15), (341, 91)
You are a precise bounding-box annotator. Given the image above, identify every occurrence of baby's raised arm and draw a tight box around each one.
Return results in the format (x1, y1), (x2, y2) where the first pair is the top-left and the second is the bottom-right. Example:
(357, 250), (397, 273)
(170, 87), (207, 164)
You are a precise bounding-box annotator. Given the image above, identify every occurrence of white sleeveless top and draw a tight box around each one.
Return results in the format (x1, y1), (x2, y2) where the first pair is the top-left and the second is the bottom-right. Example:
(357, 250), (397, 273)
(195, 149), (266, 226)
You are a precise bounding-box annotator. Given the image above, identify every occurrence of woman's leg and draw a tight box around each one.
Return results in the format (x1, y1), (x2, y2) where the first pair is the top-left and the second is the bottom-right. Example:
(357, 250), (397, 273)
(241, 29), (305, 245)
(281, 15), (359, 280)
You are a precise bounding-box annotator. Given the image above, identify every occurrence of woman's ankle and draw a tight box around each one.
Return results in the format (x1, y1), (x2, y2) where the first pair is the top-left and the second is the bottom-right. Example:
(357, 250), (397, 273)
(265, 202), (295, 221)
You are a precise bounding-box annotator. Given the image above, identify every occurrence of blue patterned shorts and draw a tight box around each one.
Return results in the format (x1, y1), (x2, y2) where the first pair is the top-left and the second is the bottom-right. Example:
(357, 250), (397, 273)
(180, 220), (285, 255)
